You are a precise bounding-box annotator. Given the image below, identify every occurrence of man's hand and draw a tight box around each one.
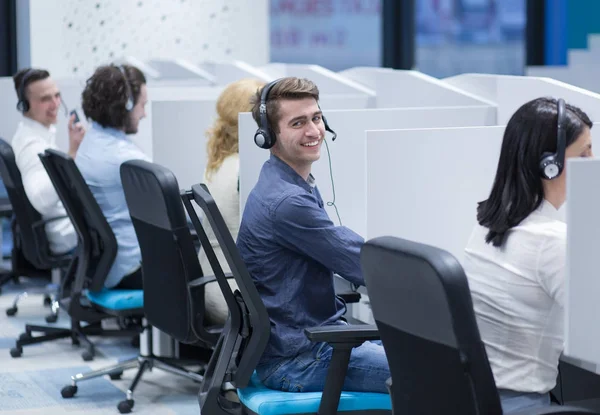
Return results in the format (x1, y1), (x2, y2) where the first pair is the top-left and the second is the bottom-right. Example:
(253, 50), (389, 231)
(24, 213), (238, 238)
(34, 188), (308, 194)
(68, 113), (85, 158)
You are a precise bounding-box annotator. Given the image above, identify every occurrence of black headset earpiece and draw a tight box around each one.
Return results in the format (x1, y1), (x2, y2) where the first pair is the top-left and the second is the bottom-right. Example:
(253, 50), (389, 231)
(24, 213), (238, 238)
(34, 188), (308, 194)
(539, 98), (567, 180)
(254, 79), (339, 149)
(16, 69), (35, 114)
(118, 65), (134, 112)
(254, 79), (281, 149)
(321, 113), (337, 141)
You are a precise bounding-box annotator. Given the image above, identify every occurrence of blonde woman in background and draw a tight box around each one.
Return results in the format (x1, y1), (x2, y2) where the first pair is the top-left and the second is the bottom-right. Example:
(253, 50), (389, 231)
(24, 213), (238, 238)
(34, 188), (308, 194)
(200, 78), (265, 325)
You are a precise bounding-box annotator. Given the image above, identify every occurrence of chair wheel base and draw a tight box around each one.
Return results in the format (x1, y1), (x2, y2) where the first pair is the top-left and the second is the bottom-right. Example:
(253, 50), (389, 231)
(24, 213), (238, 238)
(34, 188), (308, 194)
(81, 350), (94, 361)
(118, 399), (134, 413)
(18, 332), (31, 341)
(45, 314), (58, 323)
(6, 307), (17, 316)
(61, 385), (78, 398)
(10, 347), (22, 358)
(109, 371), (123, 380)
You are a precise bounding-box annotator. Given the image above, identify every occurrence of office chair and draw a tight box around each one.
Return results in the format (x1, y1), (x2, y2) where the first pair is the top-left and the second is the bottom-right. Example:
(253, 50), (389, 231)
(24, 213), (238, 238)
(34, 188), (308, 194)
(0, 137), (71, 319)
(10, 149), (143, 361)
(61, 160), (221, 414)
(185, 183), (392, 415)
(361, 236), (598, 415)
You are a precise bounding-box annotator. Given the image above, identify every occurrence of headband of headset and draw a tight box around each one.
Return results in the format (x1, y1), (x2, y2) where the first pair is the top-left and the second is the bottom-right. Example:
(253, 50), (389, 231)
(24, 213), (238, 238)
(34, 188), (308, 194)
(254, 78), (336, 149)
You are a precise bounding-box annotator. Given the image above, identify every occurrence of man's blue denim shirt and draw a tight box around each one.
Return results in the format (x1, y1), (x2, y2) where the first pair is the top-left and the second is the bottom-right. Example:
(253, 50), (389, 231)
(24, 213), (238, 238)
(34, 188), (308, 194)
(237, 154), (365, 362)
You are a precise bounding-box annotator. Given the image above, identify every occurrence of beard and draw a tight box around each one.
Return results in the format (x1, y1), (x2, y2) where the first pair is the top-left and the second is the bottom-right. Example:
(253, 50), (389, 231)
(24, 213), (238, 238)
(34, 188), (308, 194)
(124, 113), (138, 134)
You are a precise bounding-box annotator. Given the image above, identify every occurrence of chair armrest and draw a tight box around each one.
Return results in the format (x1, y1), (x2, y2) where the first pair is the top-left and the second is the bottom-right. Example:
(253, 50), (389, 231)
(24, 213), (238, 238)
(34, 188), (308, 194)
(188, 273), (233, 289)
(32, 215), (68, 229)
(304, 324), (379, 345)
(337, 292), (361, 304)
(512, 406), (597, 414)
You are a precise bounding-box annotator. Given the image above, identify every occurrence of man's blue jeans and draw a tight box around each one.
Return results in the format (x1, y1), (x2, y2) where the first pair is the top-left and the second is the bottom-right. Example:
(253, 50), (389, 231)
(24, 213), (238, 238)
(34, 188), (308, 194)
(498, 389), (551, 414)
(257, 340), (390, 394)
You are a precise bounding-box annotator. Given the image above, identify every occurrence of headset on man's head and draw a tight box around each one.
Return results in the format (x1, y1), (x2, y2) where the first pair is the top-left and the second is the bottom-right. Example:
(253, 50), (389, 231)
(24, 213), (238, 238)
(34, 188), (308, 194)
(253, 78), (337, 149)
(16, 68), (69, 116)
(118, 65), (134, 112)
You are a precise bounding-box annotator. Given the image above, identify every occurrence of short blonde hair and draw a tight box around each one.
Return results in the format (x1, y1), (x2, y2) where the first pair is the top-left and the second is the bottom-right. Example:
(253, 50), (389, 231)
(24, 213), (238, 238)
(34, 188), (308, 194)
(205, 78), (265, 178)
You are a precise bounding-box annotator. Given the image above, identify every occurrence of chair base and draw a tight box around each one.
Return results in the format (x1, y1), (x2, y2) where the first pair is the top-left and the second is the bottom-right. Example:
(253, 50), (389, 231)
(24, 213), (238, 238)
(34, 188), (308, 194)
(0, 268), (17, 294)
(10, 321), (134, 361)
(5, 284), (59, 321)
(61, 355), (205, 414)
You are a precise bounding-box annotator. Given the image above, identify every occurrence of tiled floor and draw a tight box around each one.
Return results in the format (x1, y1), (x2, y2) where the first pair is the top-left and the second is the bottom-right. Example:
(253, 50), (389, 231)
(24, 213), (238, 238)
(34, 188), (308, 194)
(0, 278), (203, 415)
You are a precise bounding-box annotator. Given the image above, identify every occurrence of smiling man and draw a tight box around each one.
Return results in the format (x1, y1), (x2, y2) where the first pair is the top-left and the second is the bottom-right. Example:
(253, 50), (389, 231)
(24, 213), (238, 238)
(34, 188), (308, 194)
(237, 77), (390, 394)
(11, 68), (85, 254)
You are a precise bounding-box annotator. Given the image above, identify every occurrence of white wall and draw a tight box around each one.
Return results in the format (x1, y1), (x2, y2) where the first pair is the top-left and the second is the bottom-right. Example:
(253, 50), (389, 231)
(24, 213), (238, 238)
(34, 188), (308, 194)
(17, 0), (269, 78)
(239, 106), (497, 237)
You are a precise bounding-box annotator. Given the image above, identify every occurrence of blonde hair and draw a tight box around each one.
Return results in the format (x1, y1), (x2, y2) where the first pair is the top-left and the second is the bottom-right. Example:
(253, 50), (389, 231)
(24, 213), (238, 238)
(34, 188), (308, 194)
(205, 78), (265, 179)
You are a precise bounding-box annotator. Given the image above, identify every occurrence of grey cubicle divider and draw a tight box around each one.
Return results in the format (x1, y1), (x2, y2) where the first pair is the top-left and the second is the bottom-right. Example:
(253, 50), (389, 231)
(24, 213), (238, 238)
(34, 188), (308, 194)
(365, 125), (505, 262)
(525, 64), (600, 94)
(239, 105), (497, 237)
(565, 158), (600, 374)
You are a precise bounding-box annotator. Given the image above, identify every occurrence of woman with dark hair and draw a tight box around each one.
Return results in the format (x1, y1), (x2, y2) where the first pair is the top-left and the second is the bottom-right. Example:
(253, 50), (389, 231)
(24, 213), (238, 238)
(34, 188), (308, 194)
(463, 97), (593, 413)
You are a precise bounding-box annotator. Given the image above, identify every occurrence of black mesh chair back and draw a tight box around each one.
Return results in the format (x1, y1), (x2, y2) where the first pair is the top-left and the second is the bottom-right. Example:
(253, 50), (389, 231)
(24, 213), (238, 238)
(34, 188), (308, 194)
(120, 160), (218, 345)
(361, 236), (502, 415)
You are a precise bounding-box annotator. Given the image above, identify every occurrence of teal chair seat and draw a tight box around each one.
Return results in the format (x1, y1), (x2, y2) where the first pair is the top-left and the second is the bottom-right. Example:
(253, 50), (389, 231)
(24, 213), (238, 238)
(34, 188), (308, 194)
(86, 289), (143, 311)
(237, 372), (392, 415)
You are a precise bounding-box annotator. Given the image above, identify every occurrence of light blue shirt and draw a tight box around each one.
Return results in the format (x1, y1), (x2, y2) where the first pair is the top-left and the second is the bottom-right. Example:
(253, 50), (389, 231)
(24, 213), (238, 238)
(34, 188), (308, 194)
(76, 121), (150, 288)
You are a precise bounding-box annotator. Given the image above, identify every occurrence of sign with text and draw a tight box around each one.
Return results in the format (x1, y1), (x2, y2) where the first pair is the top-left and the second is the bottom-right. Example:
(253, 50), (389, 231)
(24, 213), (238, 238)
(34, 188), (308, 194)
(270, 0), (382, 71)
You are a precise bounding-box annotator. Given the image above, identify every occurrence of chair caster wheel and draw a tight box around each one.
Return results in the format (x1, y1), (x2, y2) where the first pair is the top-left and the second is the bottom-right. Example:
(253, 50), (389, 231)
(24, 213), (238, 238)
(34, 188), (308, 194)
(10, 347), (22, 358)
(6, 307), (17, 316)
(109, 371), (123, 380)
(18, 332), (31, 341)
(45, 314), (58, 323)
(118, 399), (134, 413)
(43, 295), (52, 307)
(81, 350), (94, 361)
(61, 385), (78, 398)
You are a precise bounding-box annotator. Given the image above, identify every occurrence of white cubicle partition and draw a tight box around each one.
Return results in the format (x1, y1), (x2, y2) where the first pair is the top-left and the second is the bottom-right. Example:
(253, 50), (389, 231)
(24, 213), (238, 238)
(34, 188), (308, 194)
(442, 73), (500, 102)
(564, 158), (600, 373)
(496, 77), (600, 125)
(0, 77), (86, 154)
(526, 64), (600, 94)
(149, 99), (218, 191)
(239, 106), (497, 237)
(365, 126), (505, 261)
(200, 60), (272, 85)
(340, 67), (494, 109)
(260, 63), (376, 108)
(146, 59), (217, 85)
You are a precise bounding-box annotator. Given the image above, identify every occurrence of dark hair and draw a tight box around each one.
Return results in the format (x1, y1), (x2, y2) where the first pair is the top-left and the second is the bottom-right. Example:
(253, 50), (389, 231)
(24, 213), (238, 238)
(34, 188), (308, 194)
(81, 64), (146, 129)
(250, 77), (319, 133)
(478, 97), (592, 247)
(12, 68), (50, 101)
